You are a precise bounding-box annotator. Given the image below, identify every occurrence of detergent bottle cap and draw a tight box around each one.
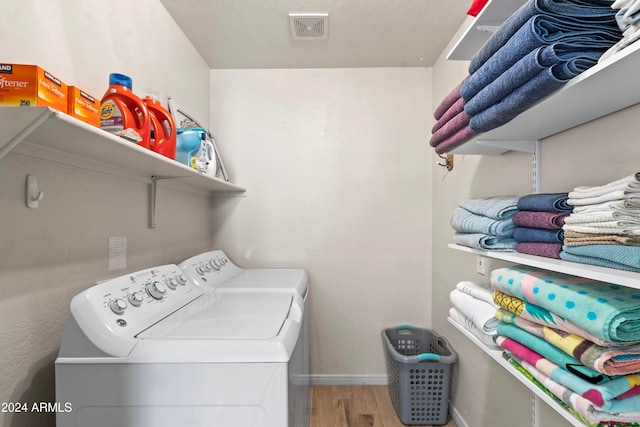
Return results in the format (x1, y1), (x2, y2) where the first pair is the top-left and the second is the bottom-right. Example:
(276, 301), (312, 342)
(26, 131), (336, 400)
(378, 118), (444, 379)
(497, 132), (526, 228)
(109, 73), (133, 89)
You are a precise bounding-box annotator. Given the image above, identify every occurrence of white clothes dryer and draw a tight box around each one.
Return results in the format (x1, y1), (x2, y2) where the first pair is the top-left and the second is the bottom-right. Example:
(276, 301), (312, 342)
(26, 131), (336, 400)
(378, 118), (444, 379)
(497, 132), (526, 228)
(179, 250), (310, 425)
(179, 250), (308, 297)
(55, 262), (308, 427)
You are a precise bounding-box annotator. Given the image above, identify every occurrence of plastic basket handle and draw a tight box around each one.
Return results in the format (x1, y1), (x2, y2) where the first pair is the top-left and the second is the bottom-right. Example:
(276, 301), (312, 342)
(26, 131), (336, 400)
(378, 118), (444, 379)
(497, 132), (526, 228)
(417, 353), (441, 361)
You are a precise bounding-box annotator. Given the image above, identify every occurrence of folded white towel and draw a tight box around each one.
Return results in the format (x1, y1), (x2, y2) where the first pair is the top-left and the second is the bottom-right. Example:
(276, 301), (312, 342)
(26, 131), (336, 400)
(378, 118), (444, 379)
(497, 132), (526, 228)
(568, 191), (640, 206)
(449, 307), (499, 348)
(564, 211), (640, 225)
(569, 173), (640, 200)
(455, 281), (497, 307)
(449, 289), (499, 333)
(572, 199), (640, 214)
(563, 222), (640, 235)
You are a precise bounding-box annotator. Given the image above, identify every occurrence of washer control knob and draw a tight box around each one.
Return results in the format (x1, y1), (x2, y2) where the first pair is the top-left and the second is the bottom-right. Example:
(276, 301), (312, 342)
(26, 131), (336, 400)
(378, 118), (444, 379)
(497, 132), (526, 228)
(146, 281), (167, 300)
(165, 277), (178, 290)
(210, 259), (220, 271)
(127, 292), (144, 307)
(109, 299), (127, 315)
(176, 274), (187, 285)
(196, 266), (204, 275)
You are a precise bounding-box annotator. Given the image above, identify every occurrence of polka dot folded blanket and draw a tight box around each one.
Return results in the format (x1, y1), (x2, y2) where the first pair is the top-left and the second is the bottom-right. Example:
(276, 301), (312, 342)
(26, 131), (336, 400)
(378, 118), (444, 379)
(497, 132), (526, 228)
(490, 264), (640, 345)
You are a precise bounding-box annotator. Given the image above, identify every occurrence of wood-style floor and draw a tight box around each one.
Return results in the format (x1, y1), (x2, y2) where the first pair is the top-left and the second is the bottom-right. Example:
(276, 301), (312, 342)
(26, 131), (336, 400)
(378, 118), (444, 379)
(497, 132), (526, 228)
(310, 385), (457, 427)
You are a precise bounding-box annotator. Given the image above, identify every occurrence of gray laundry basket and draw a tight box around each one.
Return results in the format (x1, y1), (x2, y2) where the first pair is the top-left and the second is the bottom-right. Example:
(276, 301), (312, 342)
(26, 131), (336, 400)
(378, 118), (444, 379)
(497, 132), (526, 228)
(382, 325), (457, 426)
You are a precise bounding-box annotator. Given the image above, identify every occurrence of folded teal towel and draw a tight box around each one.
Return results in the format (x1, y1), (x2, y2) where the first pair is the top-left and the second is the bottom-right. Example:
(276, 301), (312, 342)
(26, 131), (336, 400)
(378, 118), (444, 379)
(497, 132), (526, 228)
(491, 264), (640, 344)
(454, 233), (517, 251)
(560, 244), (640, 272)
(450, 208), (515, 237)
(459, 196), (520, 220)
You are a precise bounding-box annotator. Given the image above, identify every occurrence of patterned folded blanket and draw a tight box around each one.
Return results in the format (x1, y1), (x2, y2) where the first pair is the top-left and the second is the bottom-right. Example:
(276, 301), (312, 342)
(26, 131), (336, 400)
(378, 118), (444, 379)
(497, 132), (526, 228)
(497, 328), (640, 413)
(504, 353), (640, 426)
(493, 290), (618, 347)
(491, 264), (640, 344)
(498, 309), (640, 376)
(497, 322), (607, 384)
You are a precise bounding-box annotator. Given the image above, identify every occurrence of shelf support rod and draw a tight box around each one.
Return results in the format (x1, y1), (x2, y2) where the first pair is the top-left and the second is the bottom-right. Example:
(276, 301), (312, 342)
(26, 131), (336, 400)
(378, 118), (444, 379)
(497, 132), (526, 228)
(0, 108), (55, 160)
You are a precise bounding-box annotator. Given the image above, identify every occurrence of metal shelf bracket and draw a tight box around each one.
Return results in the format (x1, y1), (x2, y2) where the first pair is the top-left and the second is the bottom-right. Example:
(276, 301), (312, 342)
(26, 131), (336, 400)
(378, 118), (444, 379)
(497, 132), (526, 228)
(476, 139), (541, 194)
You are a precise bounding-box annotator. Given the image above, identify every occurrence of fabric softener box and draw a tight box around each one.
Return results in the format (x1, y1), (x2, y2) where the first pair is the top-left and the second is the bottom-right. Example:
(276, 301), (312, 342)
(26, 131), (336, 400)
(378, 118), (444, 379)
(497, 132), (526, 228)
(68, 86), (100, 127)
(0, 63), (67, 113)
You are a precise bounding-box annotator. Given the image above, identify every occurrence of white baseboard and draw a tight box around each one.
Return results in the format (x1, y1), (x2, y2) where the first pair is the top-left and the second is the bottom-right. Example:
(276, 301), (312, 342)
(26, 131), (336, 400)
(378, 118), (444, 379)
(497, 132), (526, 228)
(449, 405), (469, 427)
(309, 374), (388, 386)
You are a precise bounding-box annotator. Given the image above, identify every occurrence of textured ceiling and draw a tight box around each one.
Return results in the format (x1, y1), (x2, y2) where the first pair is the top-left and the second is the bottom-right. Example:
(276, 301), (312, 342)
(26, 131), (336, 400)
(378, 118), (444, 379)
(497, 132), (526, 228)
(159, 0), (471, 69)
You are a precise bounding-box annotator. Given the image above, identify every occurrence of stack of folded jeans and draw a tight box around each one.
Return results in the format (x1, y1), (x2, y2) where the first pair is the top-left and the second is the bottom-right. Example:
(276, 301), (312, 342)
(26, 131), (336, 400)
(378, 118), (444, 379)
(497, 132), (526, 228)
(430, 0), (622, 154)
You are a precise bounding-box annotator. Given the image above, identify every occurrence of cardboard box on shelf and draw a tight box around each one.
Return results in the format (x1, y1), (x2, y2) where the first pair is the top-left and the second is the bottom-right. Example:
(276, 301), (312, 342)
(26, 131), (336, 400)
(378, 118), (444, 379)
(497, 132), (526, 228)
(0, 63), (67, 113)
(68, 86), (100, 127)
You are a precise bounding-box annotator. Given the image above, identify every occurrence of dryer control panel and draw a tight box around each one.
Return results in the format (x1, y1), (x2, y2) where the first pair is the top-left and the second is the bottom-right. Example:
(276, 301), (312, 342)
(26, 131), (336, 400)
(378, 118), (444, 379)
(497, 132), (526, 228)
(180, 250), (243, 290)
(69, 264), (205, 357)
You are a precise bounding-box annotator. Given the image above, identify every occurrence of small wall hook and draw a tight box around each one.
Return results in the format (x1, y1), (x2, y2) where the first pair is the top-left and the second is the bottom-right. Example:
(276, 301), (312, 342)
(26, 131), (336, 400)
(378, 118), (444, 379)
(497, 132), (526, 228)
(26, 174), (44, 208)
(436, 153), (454, 171)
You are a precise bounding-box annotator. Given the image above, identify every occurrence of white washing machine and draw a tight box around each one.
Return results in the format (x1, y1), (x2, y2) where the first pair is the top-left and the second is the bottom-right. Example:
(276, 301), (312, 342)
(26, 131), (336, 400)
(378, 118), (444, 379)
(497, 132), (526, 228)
(179, 250), (310, 426)
(55, 260), (309, 427)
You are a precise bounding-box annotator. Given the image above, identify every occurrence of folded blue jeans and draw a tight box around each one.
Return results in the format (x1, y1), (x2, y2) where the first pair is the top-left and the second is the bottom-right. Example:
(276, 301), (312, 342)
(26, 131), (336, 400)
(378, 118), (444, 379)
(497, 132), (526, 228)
(470, 0), (619, 73)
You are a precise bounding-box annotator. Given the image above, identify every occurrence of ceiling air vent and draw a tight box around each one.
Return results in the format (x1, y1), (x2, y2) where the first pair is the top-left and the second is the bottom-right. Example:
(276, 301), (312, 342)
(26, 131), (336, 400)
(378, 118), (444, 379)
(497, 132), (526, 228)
(289, 13), (328, 40)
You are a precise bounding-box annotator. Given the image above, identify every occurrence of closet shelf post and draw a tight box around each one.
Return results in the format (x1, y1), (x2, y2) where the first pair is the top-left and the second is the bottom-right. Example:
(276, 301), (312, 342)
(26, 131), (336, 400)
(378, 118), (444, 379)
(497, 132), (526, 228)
(476, 139), (541, 194)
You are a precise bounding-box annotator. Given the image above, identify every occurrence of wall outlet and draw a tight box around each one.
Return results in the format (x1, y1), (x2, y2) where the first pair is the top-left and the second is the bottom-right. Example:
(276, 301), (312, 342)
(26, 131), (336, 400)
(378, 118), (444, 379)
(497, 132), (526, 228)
(476, 255), (486, 275)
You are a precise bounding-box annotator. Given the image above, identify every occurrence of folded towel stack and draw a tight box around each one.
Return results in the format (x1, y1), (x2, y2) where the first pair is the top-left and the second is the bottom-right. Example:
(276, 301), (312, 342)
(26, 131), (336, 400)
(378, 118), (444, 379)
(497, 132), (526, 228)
(430, 0), (622, 154)
(600, 0), (640, 62)
(450, 196), (519, 251)
(513, 193), (573, 259)
(449, 281), (500, 348)
(561, 173), (640, 272)
(490, 264), (640, 425)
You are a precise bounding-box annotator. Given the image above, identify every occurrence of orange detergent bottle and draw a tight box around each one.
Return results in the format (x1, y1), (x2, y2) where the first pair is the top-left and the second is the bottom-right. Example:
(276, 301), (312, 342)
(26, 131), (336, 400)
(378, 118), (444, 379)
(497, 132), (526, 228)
(144, 93), (176, 160)
(100, 73), (150, 148)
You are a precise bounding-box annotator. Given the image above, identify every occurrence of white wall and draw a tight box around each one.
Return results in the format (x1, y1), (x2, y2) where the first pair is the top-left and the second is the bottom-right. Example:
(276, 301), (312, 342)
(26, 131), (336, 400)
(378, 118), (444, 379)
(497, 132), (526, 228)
(430, 18), (640, 427)
(0, 1), (212, 426)
(210, 68), (433, 380)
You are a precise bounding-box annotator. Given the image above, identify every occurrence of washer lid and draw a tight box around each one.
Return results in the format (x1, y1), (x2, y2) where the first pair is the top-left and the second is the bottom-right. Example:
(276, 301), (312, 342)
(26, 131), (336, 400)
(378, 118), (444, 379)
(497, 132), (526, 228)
(137, 292), (293, 340)
(220, 269), (308, 297)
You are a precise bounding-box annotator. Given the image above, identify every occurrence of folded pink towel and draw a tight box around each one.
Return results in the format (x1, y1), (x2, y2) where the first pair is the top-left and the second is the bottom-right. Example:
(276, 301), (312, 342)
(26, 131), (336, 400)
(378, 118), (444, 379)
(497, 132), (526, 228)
(513, 211), (569, 230)
(433, 77), (467, 120)
(429, 109), (471, 147)
(515, 242), (563, 259)
(432, 97), (465, 134)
